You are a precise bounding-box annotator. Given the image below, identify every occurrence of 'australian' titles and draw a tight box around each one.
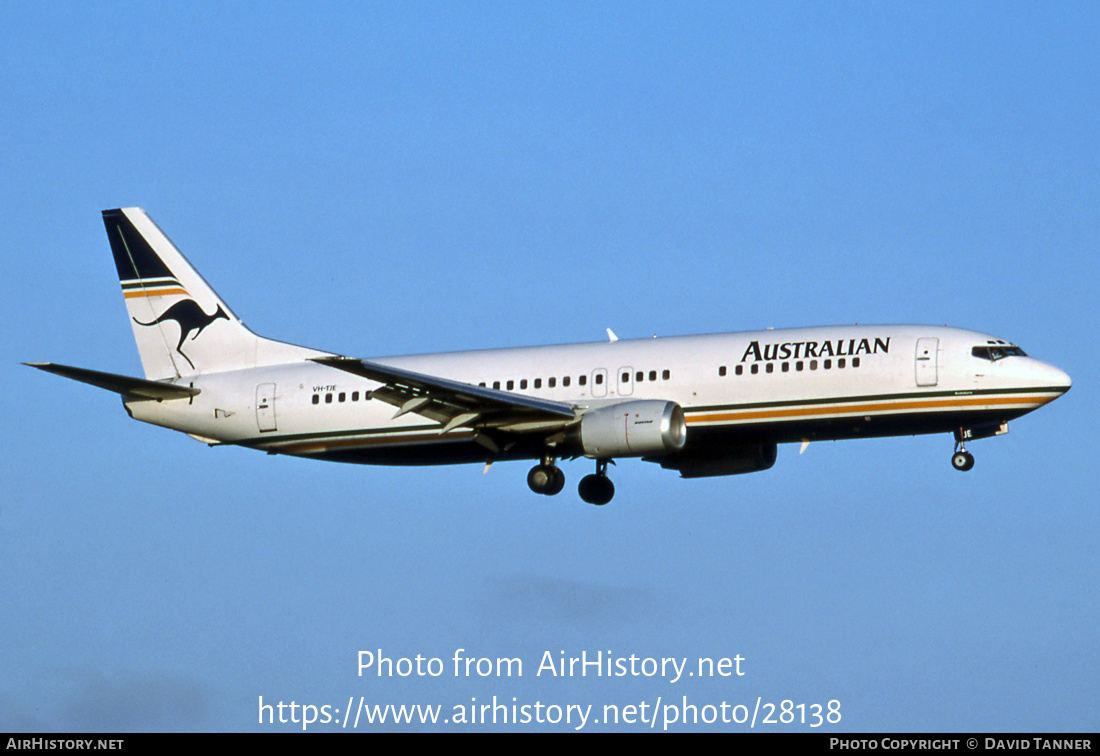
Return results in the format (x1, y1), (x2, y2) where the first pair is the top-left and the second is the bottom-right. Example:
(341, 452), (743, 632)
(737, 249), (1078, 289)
(740, 337), (890, 363)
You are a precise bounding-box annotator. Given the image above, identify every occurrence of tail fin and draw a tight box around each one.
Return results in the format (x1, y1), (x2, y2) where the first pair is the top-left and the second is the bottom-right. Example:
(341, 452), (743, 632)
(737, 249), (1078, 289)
(103, 208), (324, 379)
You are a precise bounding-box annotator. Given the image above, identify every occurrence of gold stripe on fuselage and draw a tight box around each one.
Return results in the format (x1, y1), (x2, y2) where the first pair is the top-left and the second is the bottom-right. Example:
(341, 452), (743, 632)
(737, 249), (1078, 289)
(686, 393), (1059, 426)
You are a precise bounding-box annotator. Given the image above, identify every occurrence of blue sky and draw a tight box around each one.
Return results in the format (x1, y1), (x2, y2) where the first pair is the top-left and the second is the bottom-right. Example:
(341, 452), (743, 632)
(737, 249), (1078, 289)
(2, 2), (1096, 732)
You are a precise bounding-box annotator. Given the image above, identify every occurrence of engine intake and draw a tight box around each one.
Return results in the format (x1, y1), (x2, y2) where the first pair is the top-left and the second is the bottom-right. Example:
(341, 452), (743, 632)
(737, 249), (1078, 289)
(577, 400), (687, 458)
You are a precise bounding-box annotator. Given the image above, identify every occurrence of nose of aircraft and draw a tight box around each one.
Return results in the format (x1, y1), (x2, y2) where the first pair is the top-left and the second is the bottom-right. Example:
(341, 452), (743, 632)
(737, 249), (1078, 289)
(1033, 359), (1072, 394)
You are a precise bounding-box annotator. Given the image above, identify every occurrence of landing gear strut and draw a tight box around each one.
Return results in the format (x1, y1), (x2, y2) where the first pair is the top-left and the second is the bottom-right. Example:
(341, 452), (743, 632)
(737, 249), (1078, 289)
(951, 442), (975, 472)
(578, 459), (615, 505)
(527, 457), (566, 496)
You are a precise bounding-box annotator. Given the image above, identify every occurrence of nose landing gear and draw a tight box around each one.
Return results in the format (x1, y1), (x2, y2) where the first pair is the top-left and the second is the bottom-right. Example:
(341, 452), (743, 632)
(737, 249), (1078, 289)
(951, 443), (975, 472)
(951, 422), (1010, 471)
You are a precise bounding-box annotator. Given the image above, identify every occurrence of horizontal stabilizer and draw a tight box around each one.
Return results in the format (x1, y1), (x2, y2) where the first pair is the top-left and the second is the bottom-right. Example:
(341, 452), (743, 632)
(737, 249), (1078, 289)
(24, 362), (200, 401)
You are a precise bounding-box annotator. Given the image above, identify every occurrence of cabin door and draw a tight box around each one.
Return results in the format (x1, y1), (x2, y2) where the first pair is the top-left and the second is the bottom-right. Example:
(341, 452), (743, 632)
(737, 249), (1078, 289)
(256, 383), (277, 432)
(915, 338), (938, 387)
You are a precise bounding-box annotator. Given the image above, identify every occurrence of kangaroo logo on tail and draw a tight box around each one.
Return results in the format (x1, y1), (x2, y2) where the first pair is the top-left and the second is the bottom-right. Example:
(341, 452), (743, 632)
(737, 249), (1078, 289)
(134, 300), (229, 370)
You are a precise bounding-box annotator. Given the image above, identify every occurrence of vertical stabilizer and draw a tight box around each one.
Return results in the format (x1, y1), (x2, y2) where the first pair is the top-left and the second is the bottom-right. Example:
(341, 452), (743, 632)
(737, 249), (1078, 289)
(103, 208), (324, 379)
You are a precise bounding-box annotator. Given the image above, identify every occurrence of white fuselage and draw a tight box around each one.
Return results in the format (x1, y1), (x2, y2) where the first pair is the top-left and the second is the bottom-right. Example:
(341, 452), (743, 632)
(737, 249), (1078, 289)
(125, 324), (1070, 466)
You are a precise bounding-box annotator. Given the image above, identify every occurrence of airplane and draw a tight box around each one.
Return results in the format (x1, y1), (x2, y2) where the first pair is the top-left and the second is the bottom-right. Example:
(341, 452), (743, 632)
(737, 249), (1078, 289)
(27, 208), (1072, 505)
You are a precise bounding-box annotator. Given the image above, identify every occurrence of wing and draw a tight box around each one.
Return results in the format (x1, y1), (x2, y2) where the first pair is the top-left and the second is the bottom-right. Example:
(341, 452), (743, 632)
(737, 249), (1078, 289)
(310, 356), (578, 446)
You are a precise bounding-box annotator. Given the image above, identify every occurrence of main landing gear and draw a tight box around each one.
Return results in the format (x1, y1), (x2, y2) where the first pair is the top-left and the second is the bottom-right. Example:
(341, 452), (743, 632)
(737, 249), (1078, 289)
(578, 459), (615, 506)
(527, 457), (616, 505)
(527, 457), (566, 496)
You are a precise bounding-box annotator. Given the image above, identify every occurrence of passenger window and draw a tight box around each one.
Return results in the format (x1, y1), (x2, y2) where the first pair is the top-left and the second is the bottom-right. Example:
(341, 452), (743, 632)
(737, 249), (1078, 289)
(312, 394), (319, 405)
(782, 362), (790, 372)
(549, 377), (556, 388)
(507, 380), (514, 390)
(796, 362), (804, 372)
(579, 375), (587, 386)
(766, 363), (773, 373)
(838, 358), (846, 368)
(735, 365), (743, 376)
(339, 392), (346, 402)
(595, 374), (604, 385)
(621, 372), (630, 383)
(649, 370), (657, 381)
(636, 371), (644, 381)
(852, 358), (860, 368)
(662, 370), (670, 380)
(520, 379), (527, 390)
(563, 376), (571, 387)
(534, 378), (542, 389)
(718, 366), (726, 377)
(810, 360), (817, 371)
(493, 381), (500, 390)
(325, 393), (333, 403)
(823, 360), (831, 370)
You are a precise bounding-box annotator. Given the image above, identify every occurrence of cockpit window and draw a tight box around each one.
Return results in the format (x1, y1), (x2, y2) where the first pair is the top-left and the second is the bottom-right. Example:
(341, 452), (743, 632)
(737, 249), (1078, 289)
(972, 345), (1027, 361)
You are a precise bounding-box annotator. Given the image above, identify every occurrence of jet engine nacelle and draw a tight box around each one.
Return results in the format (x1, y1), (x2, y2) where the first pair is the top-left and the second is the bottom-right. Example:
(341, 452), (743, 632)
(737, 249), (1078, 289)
(659, 441), (778, 478)
(576, 400), (687, 458)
